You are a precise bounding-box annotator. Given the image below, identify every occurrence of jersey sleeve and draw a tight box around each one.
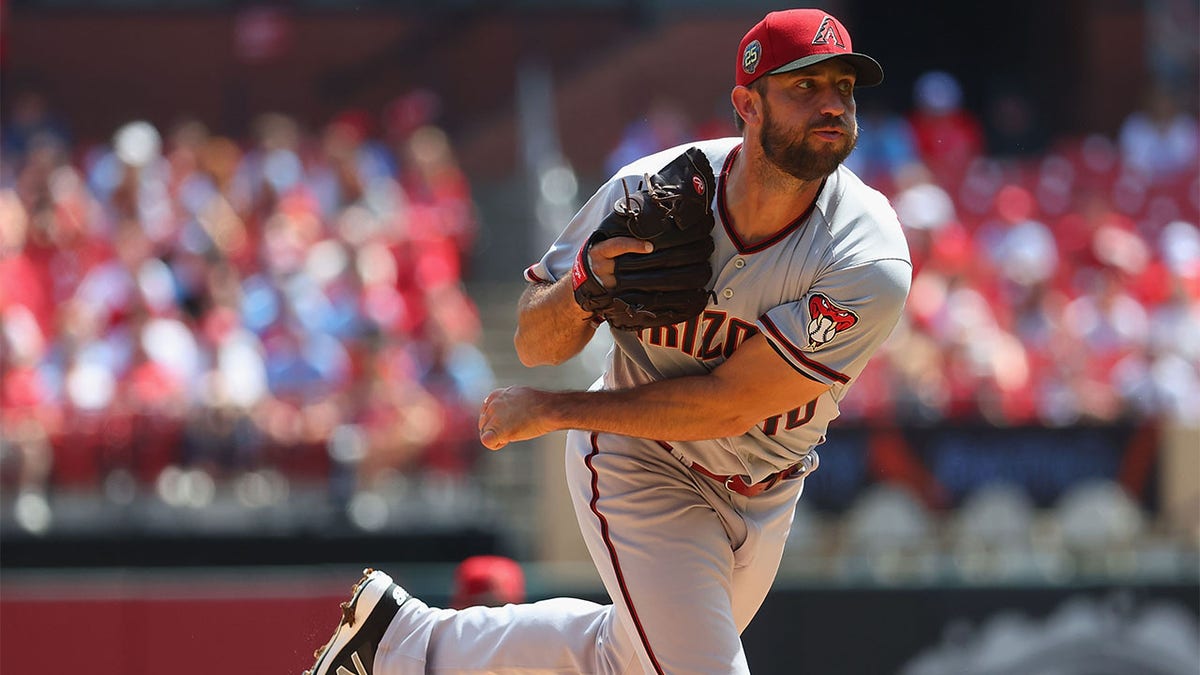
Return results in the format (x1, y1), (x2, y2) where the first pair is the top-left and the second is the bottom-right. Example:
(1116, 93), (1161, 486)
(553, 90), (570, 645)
(522, 178), (627, 284)
(757, 257), (911, 388)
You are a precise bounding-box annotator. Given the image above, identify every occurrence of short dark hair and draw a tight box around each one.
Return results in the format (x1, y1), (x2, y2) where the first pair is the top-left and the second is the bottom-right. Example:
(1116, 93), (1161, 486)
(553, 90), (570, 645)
(733, 78), (768, 133)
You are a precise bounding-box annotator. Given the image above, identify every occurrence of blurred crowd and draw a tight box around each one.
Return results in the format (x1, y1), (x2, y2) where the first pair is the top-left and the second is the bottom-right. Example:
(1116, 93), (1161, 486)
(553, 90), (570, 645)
(1, 90), (495, 507)
(843, 72), (1199, 428)
(2, 70), (1198, 515)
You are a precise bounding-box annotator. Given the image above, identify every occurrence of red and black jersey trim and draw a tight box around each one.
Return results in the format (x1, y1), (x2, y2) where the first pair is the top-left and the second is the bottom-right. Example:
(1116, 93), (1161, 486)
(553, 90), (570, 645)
(523, 265), (551, 283)
(760, 315), (851, 384)
(717, 144), (822, 255)
(585, 433), (666, 675)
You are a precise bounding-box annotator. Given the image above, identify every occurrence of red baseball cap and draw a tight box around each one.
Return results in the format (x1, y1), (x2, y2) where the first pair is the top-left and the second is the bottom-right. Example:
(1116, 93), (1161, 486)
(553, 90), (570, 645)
(736, 9), (884, 88)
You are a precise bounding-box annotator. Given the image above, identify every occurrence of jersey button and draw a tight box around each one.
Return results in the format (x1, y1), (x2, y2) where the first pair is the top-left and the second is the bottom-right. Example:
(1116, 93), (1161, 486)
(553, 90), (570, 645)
(734, 258), (746, 268)
(722, 288), (734, 299)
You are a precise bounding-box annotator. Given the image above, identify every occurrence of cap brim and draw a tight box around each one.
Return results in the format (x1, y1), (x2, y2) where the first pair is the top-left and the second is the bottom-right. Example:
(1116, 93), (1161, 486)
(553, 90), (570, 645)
(770, 53), (885, 87)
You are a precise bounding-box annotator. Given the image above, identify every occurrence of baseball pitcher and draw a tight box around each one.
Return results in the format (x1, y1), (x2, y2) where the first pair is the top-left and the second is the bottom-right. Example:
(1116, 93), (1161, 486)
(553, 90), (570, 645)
(306, 8), (911, 675)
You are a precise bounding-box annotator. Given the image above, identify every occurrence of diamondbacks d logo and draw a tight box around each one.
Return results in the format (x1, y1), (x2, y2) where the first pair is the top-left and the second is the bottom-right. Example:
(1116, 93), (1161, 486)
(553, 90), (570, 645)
(804, 294), (858, 351)
(742, 40), (762, 74)
(811, 16), (845, 48)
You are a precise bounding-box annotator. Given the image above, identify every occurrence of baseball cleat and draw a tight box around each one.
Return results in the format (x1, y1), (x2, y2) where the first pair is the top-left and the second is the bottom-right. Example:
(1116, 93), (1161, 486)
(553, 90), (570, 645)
(304, 568), (410, 675)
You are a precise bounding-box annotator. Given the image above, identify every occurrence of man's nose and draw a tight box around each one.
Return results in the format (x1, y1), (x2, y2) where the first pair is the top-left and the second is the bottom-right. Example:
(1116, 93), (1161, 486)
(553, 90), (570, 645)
(818, 88), (847, 116)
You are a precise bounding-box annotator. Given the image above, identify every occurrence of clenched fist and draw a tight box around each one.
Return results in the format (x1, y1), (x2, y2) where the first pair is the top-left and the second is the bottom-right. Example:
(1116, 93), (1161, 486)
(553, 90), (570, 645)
(478, 386), (556, 450)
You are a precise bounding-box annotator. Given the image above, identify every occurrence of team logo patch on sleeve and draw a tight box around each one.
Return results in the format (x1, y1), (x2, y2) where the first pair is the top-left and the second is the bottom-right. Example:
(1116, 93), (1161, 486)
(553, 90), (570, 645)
(804, 294), (858, 351)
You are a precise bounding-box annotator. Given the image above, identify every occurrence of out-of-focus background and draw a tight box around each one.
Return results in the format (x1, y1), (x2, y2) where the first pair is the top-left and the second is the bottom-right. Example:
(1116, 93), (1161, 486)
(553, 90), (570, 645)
(0, 0), (1197, 673)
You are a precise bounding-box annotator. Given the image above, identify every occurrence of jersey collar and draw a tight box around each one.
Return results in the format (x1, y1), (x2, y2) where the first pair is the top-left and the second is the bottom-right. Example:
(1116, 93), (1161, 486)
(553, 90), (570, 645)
(717, 143), (825, 255)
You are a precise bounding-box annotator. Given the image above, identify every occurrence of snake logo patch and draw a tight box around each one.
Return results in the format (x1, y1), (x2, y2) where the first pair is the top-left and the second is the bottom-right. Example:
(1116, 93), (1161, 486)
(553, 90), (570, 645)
(804, 294), (858, 351)
(742, 40), (762, 75)
(810, 16), (845, 48)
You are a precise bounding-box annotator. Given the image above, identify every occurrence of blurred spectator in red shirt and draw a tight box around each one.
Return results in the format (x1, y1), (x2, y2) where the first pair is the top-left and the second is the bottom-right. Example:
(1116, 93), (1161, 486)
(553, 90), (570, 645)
(400, 124), (479, 273)
(1, 302), (58, 501)
(0, 191), (52, 333)
(908, 70), (985, 188)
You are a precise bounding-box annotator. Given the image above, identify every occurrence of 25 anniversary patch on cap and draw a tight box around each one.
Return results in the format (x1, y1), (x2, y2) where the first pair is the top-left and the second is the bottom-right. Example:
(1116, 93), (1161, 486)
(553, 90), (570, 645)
(742, 40), (762, 75)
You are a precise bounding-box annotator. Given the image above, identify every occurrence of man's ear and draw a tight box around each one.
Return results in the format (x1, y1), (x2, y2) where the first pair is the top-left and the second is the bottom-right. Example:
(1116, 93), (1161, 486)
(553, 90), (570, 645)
(731, 85), (761, 128)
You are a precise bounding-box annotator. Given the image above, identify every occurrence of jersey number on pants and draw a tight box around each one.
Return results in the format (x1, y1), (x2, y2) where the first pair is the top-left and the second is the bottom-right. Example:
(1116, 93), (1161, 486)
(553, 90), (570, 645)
(759, 399), (817, 436)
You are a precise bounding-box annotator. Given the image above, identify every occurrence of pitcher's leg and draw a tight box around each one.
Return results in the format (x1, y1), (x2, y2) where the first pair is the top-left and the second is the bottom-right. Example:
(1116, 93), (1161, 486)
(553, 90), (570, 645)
(729, 477), (807, 633)
(567, 432), (752, 675)
(375, 596), (627, 674)
(361, 434), (650, 675)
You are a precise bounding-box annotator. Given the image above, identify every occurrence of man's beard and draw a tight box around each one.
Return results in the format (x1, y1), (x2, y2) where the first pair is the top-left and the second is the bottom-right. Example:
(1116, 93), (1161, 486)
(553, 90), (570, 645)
(759, 102), (857, 182)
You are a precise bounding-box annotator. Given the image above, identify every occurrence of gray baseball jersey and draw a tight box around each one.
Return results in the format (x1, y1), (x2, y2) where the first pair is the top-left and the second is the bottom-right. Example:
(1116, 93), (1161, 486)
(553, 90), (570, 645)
(525, 137), (912, 482)
(370, 138), (912, 675)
